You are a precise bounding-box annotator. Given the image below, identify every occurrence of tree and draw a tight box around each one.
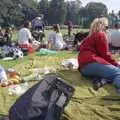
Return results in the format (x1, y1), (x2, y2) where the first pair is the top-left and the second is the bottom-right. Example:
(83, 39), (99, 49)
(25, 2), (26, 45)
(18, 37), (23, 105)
(86, 2), (108, 20)
(21, 0), (38, 21)
(0, 0), (37, 27)
(65, 0), (82, 25)
(78, 2), (108, 27)
(37, 0), (49, 25)
(48, 0), (67, 25)
(78, 7), (88, 26)
(0, 0), (13, 26)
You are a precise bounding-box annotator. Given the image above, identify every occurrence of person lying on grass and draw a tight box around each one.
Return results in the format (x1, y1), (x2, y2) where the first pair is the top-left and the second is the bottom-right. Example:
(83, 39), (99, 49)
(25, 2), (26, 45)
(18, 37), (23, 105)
(78, 17), (120, 92)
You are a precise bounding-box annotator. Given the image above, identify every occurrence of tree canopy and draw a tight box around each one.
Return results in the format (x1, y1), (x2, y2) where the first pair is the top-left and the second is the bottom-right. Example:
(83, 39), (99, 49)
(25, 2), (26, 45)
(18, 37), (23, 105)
(0, 0), (114, 27)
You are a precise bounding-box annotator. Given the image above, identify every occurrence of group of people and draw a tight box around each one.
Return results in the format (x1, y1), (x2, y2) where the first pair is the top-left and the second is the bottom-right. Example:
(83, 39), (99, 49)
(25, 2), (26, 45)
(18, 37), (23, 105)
(0, 18), (73, 59)
(0, 17), (120, 92)
(19, 20), (69, 53)
(18, 17), (120, 92)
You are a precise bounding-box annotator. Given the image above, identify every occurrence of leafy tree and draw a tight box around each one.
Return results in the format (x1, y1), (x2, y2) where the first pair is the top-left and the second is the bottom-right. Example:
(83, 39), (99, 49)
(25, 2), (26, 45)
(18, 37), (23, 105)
(86, 2), (108, 20)
(78, 7), (88, 26)
(0, 0), (37, 27)
(20, 0), (38, 21)
(78, 2), (108, 27)
(37, 0), (49, 25)
(0, 0), (12, 26)
(65, 0), (82, 25)
(48, 0), (67, 25)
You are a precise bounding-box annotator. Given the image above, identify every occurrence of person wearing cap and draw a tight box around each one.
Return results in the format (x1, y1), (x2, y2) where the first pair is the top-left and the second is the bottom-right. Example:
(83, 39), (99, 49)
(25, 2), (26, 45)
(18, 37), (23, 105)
(48, 24), (67, 50)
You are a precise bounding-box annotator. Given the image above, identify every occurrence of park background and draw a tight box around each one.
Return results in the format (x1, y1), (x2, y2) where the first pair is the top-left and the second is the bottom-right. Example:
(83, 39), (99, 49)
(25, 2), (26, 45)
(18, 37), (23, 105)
(0, 0), (120, 120)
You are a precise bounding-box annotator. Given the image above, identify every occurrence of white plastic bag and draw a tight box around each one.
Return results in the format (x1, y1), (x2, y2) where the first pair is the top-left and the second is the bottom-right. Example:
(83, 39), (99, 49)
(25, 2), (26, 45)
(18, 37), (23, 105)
(62, 58), (78, 69)
(0, 65), (7, 82)
(8, 83), (29, 96)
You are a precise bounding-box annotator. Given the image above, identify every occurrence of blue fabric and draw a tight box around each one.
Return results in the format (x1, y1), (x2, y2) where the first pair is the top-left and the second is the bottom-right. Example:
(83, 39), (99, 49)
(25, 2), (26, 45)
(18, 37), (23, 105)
(80, 62), (120, 88)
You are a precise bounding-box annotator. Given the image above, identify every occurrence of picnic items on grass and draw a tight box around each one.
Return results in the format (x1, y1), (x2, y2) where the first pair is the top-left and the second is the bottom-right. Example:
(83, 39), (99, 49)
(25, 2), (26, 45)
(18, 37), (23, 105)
(0, 65), (7, 82)
(0, 68), (22, 87)
(36, 48), (58, 56)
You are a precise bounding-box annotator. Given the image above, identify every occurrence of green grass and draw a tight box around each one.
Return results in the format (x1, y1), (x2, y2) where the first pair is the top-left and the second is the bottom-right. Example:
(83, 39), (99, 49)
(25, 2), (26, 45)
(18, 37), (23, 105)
(0, 51), (120, 120)
(0, 27), (87, 69)
(1, 29), (120, 120)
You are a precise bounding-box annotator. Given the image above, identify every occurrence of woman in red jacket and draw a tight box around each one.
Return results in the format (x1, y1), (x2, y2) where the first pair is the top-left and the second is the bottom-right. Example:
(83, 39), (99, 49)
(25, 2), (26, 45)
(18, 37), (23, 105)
(78, 17), (120, 91)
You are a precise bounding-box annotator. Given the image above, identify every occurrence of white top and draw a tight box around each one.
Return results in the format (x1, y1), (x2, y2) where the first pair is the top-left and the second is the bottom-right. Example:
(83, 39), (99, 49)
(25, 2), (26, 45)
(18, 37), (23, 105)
(48, 31), (66, 50)
(18, 28), (32, 45)
(106, 30), (112, 43)
(110, 29), (120, 47)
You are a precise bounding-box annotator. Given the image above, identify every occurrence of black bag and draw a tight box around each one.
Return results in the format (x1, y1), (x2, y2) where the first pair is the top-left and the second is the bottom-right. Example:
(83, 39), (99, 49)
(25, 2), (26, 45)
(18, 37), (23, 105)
(9, 74), (75, 120)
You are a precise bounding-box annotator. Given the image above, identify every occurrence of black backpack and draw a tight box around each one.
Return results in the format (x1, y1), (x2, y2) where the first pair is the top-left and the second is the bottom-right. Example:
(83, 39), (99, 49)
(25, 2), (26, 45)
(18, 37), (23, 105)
(9, 74), (75, 120)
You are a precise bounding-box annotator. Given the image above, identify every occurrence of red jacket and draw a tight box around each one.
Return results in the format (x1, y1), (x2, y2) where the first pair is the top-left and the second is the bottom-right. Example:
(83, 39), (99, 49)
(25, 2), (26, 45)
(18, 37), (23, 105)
(78, 32), (118, 69)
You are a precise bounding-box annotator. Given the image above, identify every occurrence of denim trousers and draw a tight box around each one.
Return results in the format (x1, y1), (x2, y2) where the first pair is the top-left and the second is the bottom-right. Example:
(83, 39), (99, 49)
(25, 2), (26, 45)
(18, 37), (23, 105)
(80, 62), (120, 88)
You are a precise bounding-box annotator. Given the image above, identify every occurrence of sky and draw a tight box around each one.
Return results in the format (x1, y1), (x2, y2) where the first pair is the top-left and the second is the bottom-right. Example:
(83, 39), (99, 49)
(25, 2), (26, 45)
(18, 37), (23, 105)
(68, 0), (120, 13)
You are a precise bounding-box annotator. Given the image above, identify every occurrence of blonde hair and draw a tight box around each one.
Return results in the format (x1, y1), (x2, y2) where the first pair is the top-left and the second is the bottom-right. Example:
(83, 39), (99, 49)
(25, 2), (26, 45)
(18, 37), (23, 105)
(89, 17), (108, 35)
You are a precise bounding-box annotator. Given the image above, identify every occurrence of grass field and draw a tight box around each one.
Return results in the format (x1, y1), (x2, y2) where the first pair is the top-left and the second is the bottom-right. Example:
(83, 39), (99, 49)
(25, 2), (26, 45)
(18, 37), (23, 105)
(0, 28), (120, 120)
(0, 51), (120, 120)
(0, 28), (88, 68)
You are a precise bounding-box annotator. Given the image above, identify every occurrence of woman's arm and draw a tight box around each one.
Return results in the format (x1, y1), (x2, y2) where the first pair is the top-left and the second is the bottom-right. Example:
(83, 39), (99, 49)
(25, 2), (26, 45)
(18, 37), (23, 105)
(95, 32), (118, 66)
(47, 40), (52, 49)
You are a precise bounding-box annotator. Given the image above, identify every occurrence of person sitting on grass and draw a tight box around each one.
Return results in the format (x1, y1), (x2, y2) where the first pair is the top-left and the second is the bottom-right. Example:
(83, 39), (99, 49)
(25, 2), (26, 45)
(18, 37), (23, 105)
(48, 24), (68, 51)
(67, 21), (73, 37)
(4, 27), (13, 46)
(110, 23), (120, 50)
(0, 27), (5, 46)
(73, 31), (89, 51)
(18, 20), (40, 53)
(78, 17), (120, 92)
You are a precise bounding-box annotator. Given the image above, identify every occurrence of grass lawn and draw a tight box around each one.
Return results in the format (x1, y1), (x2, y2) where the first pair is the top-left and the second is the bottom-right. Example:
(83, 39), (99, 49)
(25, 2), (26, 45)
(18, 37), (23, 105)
(0, 51), (120, 120)
(0, 29), (120, 120)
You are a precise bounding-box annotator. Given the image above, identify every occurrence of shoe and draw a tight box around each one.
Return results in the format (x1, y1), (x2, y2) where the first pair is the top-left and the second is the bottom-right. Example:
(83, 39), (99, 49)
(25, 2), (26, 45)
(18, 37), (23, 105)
(93, 79), (108, 91)
(93, 80), (101, 91)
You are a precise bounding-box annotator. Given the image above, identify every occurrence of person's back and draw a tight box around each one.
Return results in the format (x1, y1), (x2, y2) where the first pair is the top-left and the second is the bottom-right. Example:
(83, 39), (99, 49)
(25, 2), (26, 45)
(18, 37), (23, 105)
(32, 17), (44, 31)
(4, 27), (12, 46)
(54, 32), (66, 50)
(110, 24), (120, 48)
(48, 31), (56, 49)
(48, 24), (66, 50)
(110, 29), (120, 47)
(19, 27), (32, 45)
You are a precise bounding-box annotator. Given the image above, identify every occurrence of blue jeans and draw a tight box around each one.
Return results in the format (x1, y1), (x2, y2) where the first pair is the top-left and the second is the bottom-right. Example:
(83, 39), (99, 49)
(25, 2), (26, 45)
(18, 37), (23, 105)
(80, 62), (120, 88)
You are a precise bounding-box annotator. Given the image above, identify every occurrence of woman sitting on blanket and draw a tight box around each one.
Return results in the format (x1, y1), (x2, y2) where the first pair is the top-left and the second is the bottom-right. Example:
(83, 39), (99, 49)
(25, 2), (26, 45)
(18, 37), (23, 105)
(48, 24), (68, 50)
(78, 17), (120, 91)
